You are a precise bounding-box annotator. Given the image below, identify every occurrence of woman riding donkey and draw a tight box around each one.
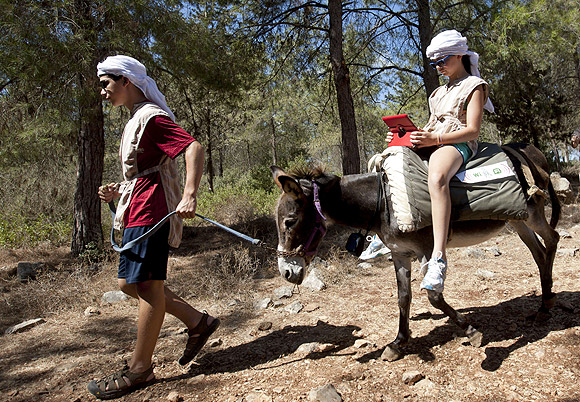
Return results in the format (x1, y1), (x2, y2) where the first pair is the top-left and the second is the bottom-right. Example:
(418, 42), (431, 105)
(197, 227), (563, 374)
(386, 29), (495, 293)
(89, 55), (220, 399)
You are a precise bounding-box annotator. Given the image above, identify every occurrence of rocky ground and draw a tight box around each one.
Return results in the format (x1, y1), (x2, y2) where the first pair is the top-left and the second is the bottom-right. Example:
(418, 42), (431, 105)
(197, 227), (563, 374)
(1, 206), (580, 402)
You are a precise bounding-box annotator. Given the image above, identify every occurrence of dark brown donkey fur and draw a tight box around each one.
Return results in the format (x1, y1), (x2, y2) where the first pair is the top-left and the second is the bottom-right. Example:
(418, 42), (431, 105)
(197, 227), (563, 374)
(271, 143), (560, 361)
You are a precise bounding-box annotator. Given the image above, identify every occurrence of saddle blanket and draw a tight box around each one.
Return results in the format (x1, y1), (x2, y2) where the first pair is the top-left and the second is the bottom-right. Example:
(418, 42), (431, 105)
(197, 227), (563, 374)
(369, 142), (529, 233)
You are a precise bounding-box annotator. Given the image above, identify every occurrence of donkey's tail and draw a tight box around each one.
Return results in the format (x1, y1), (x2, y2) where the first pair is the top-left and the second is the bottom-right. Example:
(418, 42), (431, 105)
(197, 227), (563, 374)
(547, 176), (561, 229)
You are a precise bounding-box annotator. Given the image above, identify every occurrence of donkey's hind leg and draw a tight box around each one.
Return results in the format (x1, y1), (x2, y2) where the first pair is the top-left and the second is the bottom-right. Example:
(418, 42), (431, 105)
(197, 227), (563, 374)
(425, 290), (483, 347)
(509, 214), (559, 315)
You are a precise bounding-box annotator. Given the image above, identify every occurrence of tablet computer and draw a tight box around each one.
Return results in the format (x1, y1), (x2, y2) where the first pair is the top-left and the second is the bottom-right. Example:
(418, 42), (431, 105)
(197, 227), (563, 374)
(382, 114), (419, 147)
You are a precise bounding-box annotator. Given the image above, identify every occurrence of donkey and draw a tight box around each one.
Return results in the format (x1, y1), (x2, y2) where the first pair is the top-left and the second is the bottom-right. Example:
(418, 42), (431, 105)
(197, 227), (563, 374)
(270, 143), (560, 361)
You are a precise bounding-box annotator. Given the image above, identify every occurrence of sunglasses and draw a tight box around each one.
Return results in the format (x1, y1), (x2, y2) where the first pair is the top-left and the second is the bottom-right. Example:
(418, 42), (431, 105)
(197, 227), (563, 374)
(99, 80), (111, 89)
(429, 55), (452, 69)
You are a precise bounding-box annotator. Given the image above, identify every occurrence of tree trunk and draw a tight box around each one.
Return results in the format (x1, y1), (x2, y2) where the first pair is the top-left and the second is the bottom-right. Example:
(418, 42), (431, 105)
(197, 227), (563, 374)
(71, 71), (105, 256)
(271, 116), (278, 166)
(205, 108), (214, 192)
(70, 1), (105, 257)
(416, 0), (439, 100)
(328, 0), (360, 175)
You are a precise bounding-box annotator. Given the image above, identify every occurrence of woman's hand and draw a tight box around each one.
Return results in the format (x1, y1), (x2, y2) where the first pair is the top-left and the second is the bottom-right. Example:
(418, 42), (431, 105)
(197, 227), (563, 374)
(98, 183), (120, 203)
(385, 131), (394, 144)
(410, 131), (438, 148)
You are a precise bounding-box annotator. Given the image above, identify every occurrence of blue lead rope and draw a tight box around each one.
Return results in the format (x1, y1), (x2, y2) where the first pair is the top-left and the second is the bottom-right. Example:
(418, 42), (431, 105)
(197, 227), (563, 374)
(107, 201), (261, 252)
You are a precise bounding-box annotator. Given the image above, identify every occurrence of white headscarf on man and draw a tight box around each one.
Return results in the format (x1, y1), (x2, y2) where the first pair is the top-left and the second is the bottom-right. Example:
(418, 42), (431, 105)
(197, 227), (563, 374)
(426, 30), (494, 113)
(97, 55), (176, 121)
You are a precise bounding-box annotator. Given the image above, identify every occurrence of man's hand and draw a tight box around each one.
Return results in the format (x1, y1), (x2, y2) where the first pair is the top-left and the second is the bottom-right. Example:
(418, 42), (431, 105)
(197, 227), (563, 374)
(98, 183), (120, 203)
(175, 195), (197, 219)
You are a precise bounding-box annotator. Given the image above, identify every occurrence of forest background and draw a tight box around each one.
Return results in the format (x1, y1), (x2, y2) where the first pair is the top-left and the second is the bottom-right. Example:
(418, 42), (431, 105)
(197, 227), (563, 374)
(1, 0), (580, 256)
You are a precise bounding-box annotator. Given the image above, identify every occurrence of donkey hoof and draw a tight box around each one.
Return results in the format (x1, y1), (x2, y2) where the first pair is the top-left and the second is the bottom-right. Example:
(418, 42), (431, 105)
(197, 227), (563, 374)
(381, 344), (403, 361)
(466, 326), (483, 348)
(534, 309), (552, 323)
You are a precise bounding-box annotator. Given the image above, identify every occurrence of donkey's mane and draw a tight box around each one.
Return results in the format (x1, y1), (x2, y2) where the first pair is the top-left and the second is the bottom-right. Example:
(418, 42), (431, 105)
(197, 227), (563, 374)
(287, 165), (326, 180)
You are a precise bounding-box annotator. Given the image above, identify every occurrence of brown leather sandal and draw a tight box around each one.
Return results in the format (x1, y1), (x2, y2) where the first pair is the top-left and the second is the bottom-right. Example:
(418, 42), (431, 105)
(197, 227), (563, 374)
(87, 362), (155, 400)
(179, 312), (220, 365)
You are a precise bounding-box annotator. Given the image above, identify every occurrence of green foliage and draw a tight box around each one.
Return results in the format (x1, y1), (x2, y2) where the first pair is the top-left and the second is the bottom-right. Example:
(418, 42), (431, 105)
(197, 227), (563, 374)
(486, 0), (580, 150)
(196, 168), (280, 226)
(0, 214), (70, 248)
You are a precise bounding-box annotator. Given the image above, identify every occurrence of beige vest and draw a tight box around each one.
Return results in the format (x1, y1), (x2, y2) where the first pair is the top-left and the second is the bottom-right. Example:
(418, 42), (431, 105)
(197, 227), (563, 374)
(423, 75), (489, 157)
(114, 102), (183, 248)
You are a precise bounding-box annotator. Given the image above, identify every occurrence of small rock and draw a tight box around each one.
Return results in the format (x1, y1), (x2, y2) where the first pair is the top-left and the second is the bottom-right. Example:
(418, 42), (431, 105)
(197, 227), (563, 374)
(310, 257), (329, 269)
(475, 269), (495, 279)
(258, 321), (273, 331)
(557, 248), (579, 257)
(415, 378), (436, 391)
(17, 262), (42, 282)
(5, 318), (46, 335)
(255, 298), (272, 309)
(208, 338), (222, 347)
(357, 262), (373, 269)
(308, 383), (342, 402)
(486, 246), (502, 256)
(354, 339), (372, 348)
(464, 248), (486, 259)
(0, 264), (17, 279)
(102, 291), (128, 304)
(245, 392), (272, 402)
(284, 300), (303, 314)
(187, 374), (205, 384)
(274, 286), (294, 299)
(272, 301), (284, 308)
(167, 391), (181, 402)
(297, 342), (320, 354)
(402, 370), (424, 385)
(228, 299), (241, 306)
(84, 307), (100, 317)
(558, 229), (572, 238)
(506, 390), (522, 402)
(302, 268), (326, 291)
(317, 343), (335, 352)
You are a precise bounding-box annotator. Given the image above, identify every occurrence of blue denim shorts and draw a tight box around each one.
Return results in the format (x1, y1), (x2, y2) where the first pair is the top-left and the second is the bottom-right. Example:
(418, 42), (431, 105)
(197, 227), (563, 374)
(118, 222), (169, 284)
(453, 142), (473, 163)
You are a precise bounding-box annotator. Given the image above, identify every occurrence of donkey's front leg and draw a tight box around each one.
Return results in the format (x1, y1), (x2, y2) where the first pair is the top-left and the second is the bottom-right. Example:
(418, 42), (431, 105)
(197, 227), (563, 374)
(381, 254), (413, 361)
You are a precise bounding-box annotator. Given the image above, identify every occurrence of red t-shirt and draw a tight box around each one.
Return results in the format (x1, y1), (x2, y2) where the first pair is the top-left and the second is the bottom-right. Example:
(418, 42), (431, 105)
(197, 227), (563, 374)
(124, 115), (195, 228)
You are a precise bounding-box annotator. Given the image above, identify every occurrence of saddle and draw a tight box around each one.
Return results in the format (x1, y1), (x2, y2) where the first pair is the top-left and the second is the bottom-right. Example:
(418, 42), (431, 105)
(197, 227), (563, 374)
(368, 143), (530, 233)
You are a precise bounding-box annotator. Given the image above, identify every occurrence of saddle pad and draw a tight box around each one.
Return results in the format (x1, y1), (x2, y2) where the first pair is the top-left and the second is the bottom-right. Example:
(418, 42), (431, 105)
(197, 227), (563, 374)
(379, 143), (529, 233)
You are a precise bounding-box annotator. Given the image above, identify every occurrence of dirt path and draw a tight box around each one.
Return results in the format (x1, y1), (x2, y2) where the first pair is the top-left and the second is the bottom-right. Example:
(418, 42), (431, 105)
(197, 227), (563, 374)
(1, 217), (579, 402)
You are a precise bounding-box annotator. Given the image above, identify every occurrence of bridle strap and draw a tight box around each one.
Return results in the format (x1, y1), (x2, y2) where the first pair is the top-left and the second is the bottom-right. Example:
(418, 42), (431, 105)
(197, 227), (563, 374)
(302, 181), (327, 256)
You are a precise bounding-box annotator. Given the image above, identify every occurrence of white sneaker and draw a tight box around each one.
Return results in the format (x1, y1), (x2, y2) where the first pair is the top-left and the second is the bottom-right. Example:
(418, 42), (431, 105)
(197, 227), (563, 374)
(359, 235), (391, 260)
(420, 252), (447, 293)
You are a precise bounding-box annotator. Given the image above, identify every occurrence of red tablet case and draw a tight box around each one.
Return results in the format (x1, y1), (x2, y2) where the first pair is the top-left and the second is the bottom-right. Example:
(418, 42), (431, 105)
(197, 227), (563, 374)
(382, 114), (418, 147)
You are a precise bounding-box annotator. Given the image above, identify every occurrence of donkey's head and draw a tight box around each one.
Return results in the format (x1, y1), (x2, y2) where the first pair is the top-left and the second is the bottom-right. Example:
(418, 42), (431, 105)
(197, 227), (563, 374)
(270, 166), (334, 284)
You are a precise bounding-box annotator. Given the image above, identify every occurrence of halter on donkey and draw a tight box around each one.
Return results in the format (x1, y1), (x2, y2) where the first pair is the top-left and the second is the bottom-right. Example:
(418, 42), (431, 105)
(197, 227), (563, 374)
(271, 143), (561, 362)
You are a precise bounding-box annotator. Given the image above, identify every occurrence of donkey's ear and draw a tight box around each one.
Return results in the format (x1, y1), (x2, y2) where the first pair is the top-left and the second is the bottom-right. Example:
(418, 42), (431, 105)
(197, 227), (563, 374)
(271, 166), (303, 199)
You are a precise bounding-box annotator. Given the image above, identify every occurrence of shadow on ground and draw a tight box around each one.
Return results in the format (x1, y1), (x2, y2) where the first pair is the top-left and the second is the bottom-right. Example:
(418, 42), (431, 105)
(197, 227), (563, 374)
(357, 290), (580, 371)
(160, 321), (360, 385)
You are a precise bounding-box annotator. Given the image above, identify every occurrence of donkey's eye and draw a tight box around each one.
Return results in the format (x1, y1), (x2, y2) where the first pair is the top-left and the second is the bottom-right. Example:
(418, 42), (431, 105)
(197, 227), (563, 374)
(284, 218), (297, 229)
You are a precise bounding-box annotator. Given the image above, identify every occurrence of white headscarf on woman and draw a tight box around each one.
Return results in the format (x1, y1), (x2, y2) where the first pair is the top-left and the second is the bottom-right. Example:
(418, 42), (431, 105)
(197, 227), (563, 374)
(97, 55), (176, 121)
(426, 30), (494, 113)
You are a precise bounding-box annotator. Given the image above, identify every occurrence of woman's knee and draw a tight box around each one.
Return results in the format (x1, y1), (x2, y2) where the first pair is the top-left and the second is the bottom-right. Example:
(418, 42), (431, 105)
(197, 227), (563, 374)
(428, 170), (448, 190)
